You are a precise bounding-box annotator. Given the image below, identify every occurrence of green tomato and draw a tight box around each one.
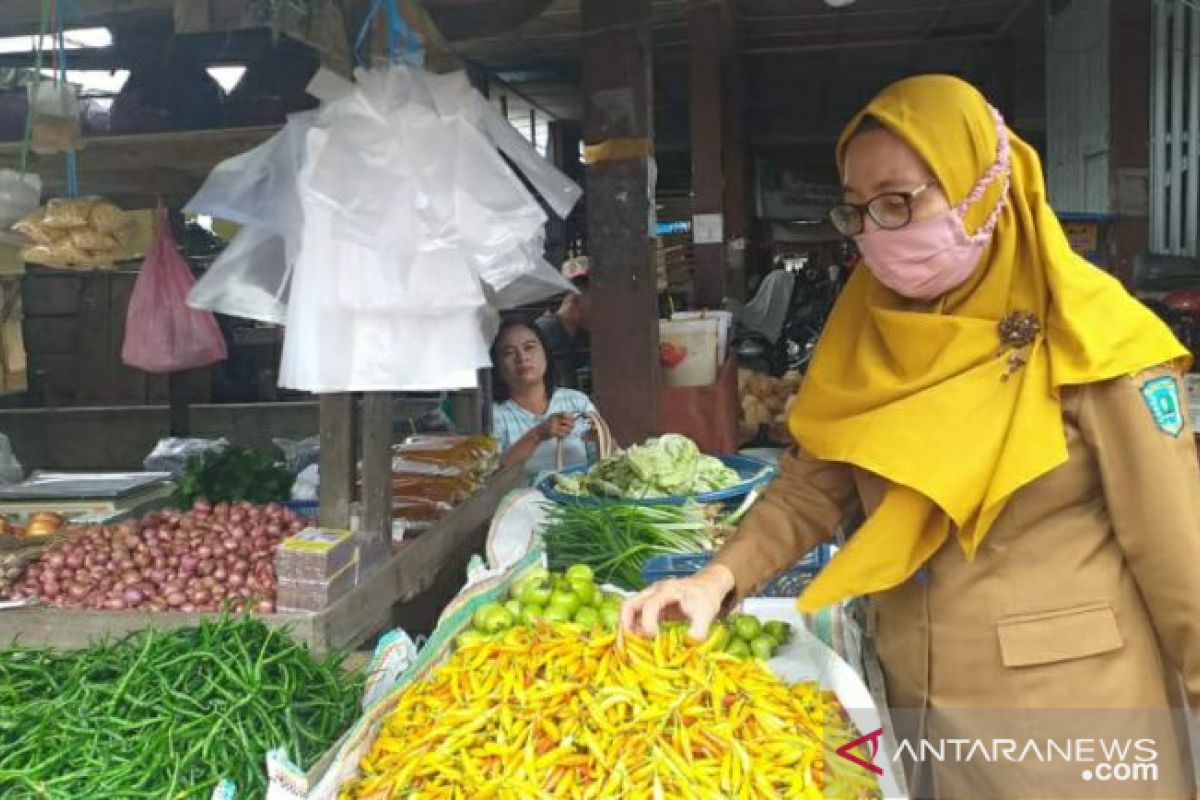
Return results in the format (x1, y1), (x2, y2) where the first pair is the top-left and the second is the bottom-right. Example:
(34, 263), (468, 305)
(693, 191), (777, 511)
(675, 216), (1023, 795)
(516, 578), (553, 607)
(473, 602), (515, 635)
(568, 579), (597, 607)
(725, 638), (752, 659)
(542, 605), (573, 625)
(750, 635), (779, 661)
(573, 606), (601, 628)
(764, 620), (792, 644)
(564, 564), (595, 585)
(549, 589), (583, 617)
(599, 605), (621, 631)
(731, 614), (762, 642)
(456, 630), (488, 649)
(518, 605), (545, 626)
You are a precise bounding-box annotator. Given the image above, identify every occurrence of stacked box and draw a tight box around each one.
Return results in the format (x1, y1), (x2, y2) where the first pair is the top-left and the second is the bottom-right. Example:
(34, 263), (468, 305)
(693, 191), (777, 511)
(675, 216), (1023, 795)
(275, 528), (359, 612)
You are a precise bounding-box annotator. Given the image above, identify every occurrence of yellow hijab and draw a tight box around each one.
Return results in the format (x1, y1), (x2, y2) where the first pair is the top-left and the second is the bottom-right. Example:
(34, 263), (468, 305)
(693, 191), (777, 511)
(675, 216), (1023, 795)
(791, 75), (1189, 612)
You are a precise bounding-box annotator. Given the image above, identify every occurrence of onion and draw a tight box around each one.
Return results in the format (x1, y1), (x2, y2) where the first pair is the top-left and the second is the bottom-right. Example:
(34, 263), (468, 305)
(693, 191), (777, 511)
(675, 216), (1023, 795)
(222, 539), (238, 554)
(191, 588), (211, 604)
(123, 587), (144, 605)
(133, 553), (151, 569)
(229, 512), (244, 525)
(179, 554), (198, 572)
(196, 559), (213, 577)
(180, 602), (197, 613)
(68, 585), (88, 600)
(227, 573), (245, 588)
(266, 523), (283, 538)
(256, 599), (276, 614)
(212, 566), (228, 582)
(47, 552), (66, 569)
(104, 598), (127, 610)
(41, 581), (60, 599)
(196, 545), (213, 559)
(165, 591), (186, 607)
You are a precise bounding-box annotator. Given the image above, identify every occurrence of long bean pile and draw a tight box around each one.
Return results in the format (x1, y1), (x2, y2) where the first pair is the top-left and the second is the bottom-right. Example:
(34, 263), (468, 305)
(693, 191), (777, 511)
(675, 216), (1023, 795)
(0, 616), (362, 799)
(541, 503), (719, 590)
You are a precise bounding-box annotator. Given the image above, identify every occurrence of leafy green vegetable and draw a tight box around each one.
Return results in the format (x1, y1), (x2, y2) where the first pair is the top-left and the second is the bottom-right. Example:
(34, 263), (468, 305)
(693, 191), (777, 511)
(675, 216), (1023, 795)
(553, 434), (742, 499)
(173, 445), (293, 509)
(541, 502), (716, 590)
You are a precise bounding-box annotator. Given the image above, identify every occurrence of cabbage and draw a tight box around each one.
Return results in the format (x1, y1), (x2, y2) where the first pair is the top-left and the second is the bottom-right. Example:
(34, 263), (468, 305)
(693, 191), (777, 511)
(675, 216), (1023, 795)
(553, 434), (741, 499)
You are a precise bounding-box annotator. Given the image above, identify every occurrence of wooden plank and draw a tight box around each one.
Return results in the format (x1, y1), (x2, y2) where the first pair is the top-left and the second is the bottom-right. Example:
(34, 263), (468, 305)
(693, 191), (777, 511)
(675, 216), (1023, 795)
(319, 394), (356, 530)
(0, 126), (279, 205)
(76, 272), (114, 405)
(358, 392), (393, 569)
(0, 0), (171, 35)
(582, 0), (660, 447)
(23, 273), (83, 317)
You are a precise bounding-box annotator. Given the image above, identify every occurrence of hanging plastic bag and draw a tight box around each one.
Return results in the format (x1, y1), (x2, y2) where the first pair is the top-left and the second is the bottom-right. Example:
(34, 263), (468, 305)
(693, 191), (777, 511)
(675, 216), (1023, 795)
(28, 79), (81, 155)
(0, 169), (41, 229)
(187, 225), (293, 324)
(121, 205), (228, 373)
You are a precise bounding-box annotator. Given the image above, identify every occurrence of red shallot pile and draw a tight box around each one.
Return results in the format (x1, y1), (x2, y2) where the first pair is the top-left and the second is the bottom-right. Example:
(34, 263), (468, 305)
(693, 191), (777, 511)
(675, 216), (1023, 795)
(4, 501), (307, 613)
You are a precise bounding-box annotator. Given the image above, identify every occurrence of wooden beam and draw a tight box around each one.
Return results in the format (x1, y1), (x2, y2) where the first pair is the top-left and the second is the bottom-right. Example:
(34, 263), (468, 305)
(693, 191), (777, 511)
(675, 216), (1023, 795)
(582, 0), (660, 446)
(689, 0), (725, 306)
(0, 126), (278, 204)
(0, 0), (171, 36)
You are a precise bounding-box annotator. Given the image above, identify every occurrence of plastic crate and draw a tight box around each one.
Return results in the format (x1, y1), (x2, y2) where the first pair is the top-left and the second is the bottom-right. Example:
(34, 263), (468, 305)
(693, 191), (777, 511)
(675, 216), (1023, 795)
(641, 544), (832, 598)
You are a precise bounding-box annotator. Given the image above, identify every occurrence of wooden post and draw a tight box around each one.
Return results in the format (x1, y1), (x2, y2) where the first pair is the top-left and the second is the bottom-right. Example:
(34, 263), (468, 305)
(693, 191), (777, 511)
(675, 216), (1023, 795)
(582, 0), (660, 445)
(318, 394), (355, 529)
(689, 0), (726, 307)
(722, 17), (749, 301)
(168, 371), (190, 437)
(359, 392), (393, 570)
(1109, 0), (1152, 284)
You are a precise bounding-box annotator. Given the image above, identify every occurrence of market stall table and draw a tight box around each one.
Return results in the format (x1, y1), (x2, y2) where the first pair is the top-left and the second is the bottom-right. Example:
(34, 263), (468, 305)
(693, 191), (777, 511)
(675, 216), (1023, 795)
(0, 465), (523, 654)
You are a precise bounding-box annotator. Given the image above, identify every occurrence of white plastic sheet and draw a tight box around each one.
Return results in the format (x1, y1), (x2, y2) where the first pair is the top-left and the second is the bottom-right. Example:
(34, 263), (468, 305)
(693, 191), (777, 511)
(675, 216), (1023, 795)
(185, 63), (581, 393)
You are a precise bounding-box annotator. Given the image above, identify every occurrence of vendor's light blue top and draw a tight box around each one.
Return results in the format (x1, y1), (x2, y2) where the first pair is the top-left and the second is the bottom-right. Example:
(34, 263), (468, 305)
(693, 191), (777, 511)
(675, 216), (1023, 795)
(493, 389), (596, 477)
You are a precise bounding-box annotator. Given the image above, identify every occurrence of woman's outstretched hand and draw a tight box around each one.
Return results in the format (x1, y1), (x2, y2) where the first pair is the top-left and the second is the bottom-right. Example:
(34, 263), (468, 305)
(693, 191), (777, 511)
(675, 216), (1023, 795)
(620, 565), (736, 641)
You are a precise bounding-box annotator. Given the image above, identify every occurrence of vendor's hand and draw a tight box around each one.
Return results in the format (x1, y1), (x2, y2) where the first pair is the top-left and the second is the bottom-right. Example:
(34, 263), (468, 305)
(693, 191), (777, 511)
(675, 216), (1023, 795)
(620, 565), (736, 641)
(538, 413), (575, 441)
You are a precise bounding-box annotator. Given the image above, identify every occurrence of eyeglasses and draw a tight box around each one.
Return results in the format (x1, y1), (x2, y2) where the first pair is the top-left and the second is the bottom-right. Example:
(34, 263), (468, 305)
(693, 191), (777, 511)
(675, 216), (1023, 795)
(828, 182), (934, 237)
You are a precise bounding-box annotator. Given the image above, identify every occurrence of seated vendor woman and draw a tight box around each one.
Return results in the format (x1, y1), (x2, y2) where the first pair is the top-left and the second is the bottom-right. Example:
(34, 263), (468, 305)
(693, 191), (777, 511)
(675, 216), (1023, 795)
(491, 320), (596, 476)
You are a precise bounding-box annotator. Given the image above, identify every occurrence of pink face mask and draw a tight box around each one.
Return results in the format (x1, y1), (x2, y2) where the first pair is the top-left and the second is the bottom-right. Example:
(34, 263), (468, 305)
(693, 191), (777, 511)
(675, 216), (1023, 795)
(854, 107), (1012, 301)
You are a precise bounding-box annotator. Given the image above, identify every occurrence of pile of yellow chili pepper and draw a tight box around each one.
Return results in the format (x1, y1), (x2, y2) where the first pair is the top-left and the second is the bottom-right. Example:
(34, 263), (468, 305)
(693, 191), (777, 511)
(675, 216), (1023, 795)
(339, 623), (881, 800)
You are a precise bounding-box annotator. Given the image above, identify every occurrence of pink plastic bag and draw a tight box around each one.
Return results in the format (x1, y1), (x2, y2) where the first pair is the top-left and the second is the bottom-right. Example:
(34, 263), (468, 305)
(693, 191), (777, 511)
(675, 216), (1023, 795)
(121, 205), (228, 373)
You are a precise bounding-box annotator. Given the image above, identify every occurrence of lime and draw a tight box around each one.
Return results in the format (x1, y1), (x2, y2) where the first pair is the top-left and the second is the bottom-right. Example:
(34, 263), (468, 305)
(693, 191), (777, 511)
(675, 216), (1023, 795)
(764, 620), (792, 643)
(542, 605), (573, 625)
(565, 564), (595, 585)
(573, 606), (601, 628)
(548, 588), (583, 617)
(504, 599), (522, 618)
(751, 634), (779, 661)
(731, 614), (762, 642)
(518, 605), (545, 626)
(599, 605), (620, 631)
(515, 577), (553, 607)
(725, 638), (752, 659)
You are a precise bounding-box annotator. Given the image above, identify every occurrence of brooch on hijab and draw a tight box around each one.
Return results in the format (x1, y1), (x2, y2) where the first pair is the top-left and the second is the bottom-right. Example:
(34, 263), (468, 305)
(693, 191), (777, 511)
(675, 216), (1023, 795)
(997, 311), (1040, 381)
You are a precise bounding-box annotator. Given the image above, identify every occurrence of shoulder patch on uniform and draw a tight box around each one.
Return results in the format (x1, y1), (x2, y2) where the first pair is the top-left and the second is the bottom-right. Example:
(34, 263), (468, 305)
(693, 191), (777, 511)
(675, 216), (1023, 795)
(1139, 376), (1184, 437)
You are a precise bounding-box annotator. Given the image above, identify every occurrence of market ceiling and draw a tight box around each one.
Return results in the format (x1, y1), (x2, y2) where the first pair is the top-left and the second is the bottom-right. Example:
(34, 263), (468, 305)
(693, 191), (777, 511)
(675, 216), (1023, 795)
(439, 0), (1045, 148)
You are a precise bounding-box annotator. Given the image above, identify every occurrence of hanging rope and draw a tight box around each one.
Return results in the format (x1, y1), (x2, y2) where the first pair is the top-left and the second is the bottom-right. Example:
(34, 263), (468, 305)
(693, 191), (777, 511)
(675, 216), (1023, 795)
(54, 0), (78, 198)
(18, 0), (52, 177)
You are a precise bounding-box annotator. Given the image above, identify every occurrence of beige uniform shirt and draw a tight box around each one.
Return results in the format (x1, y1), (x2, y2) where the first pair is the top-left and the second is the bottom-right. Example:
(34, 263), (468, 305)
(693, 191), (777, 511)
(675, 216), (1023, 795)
(713, 366), (1200, 796)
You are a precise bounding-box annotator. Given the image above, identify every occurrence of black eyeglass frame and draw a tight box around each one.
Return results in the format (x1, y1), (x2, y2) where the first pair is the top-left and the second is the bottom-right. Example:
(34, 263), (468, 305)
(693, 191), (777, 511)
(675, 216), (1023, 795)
(828, 182), (935, 237)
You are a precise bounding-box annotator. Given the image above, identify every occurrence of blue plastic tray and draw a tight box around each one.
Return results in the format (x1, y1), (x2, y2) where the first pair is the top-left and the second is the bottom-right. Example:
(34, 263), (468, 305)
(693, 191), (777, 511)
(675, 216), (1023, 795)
(536, 453), (776, 507)
(642, 545), (832, 598)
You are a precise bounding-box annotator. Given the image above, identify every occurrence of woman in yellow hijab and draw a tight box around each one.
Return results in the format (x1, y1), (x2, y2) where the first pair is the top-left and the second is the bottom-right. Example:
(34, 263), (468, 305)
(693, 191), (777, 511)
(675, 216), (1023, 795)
(624, 75), (1200, 797)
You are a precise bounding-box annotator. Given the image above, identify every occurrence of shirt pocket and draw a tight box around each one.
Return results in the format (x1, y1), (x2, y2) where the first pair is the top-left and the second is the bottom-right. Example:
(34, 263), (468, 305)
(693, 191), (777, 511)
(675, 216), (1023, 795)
(996, 602), (1124, 668)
